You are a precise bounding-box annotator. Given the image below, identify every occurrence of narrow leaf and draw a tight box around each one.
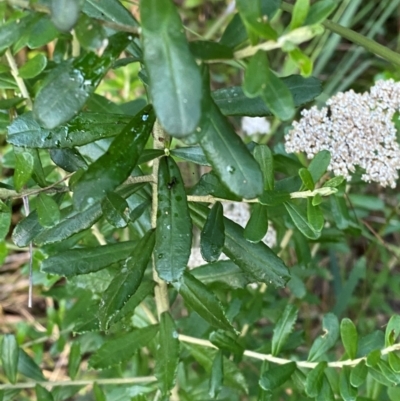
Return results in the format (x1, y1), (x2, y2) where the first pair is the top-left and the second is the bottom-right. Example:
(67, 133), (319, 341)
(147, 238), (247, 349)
(209, 330), (244, 356)
(189, 40), (233, 60)
(308, 150), (331, 182)
(305, 361), (326, 397)
(385, 314), (400, 347)
(68, 342), (81, 379)
(101, 192), (128, 228)
(244, 203), (269, 243)
(290, 0), (310, 30)
(36, 193), (60, 227)
(259, 361), (296, 391)
(50, 149), (88, 172)
(305, 0), (337, 25)
(299, 167), (314, 190)
(209, 351), (224, 398)
(307, 198), (324, 232)
(14, 150), (34, 191)
(340, 318), (358, 360)
(170, 146), (210, 166)
(253, 144), (274, 190)
(284, 201), (321, 239)
(243, 51), (267, 98)
(272, 305), (298, 356)
(35, 384), (54, 401)
(1, 334), (19, 384)
(93, 383), (106, 401)
(17, 349), (45, 381)
(12, 211), (43, 247)
(339, 366), (358, 401)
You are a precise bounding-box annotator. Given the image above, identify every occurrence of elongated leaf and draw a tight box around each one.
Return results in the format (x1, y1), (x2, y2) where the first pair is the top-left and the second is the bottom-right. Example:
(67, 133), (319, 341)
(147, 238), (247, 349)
(190, 172), (241, 201)
(0, 206), (11, 242)
(243, 51), (267, 98)
(209, 330), (244, 356)
(73, 105), (155, 209)
(68, 342), (81, 380)
(99, 229), (155, 330)
(219, 13), (247, 48)
(129, 199), (151, 223)
(12, 211), (44, 247)
(18, 54), (47, 79)
(1, 334), (19, 384)
(385, 314), (400, 347)
(51, 0), (80, 32)
(244, 203), (268, 243)
(209, 351), (224, 398)
(155, 312), (180, 397)
(305, 361), (326, 397)
(93, 383), (106, 401)
(299, 167), (314, 190)
(141, 0), (202, 136)
(259, 362), (296, 391)
(17, 349), (45, 381)
(190, 203), (289, 287)
(34, 203), (102, 246)
(41, 241), (137, 276)
(259, 190), (291, 206)
(290, 0), (310, 30)
(388, 352), (400, 373)
(340, 367), (357, 401)
(0, 20), (22, 52)
(308, 313), (339, 362)
(170, 146), (210, 166)
(307, 199), (324, 232)
(35, 384), (54, 401)
(8, 112), (131, 149)
(14, 150), (34, 191)
(316, 375), (335, 401)
(101, 192), (128, 228)
(36, 193), (60, 227)
(155, 156), (192, 282)
(305, 0), (337, 25)
(50, 149), (88, 172)
(174, 271), (233, 331)
(89, 325), (159, 369)
(272, 305), (298, 356)
(200, 202), (225, 262)
(341, 318), (358, 360)
(253, 144), (274, 190)
(308, 150), (331, 182)
(189, 40), (233, 60)
(284, 201), (321, 239)
(212, 75), (322, 117)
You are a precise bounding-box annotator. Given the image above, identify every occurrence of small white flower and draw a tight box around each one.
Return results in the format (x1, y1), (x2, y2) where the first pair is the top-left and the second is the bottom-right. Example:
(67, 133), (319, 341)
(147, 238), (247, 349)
(241, 116), (271, 136)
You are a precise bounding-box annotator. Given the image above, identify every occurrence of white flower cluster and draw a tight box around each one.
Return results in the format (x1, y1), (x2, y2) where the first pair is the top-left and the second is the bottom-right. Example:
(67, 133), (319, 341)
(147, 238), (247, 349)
(285, 79), (400, 188)
(188, 202), (277, 268)
(241, 116), (271, 136)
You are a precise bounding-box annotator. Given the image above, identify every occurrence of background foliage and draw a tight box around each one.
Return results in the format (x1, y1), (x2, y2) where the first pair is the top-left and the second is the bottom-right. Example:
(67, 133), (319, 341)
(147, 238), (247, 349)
(1, 0), (400, 400)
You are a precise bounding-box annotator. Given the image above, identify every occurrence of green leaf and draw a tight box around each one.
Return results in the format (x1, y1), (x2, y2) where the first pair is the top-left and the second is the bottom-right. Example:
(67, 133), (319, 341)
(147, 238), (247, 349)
(308, 313), (339, 361)
(323, 175), (345, 188)
(288, 47), (313, 76)
(259, 361), (296, 391)
(366, 349), (381, 367)
(155, 156), (192, 282)
(141, 0), (202, 136)
(304, 0), (337, 25)
(14, 150), (34, 191)
(350, 360), (367, 388)
(244, 203), (268, 243)
(0, 97), (24, 110)
(388, 352), (400, 373)
(73, 105), (155, 209)
(50, 149), (88, 173)
(129, 199), (151, 223)
(34, 203), (102, 246)
(0, 20), (21, 53)
(190, 203), (290, 287)
(284, 201), (321, 239)
(339, 367), (358, 401)
(253, 144), (274, 190)
(299, 168), (314, 190)
(27, 15), (59, 49)
(17, 349), (44, 382)
(272, 305), (298, 356)
(51, 0), (80, 32)
(209, 330), (244, 356)
(18, 54), (47, 79)
(200, 202), (225, 262)
(307, 199), (324, 232)
(212, 75), (322, 116)
(8, 112), (131, 149)
(35, 384), (54, 401)
(290, 0), (310, 30)
(316, 375), (335, 401)
(305, 361), (326, 397)
(209, 351), (224, 398)
(340, 318), (358, 360)
(36, 193), (60, 228)
(1, 334), (19, 384)
(12, 211), (43, 247)
(41, 241), (137, 276)
(243, 51), (268, 98)
(155, 312), (180, 397)
(93, 383), (106, 401)
(189, 40), (233, 60)
(259, 190), (291, 206)
(101, 192), (128, 228)
(0, 205), (11, 242)
(219, 13), (247, 48)
(377, 359), (400, 385)
(385, 314), (400, 347)
(198, 98), (263, 199)
(174, 271), (234, 331)
(68, 342), (81, 379)
(99, 229), (155, 330)
(83, 0), (138, 27)
(308, 150), (331, 182)
(88, 325), (159, 369)
(191, 172), (241, 201)
(170, 146), (210, 166)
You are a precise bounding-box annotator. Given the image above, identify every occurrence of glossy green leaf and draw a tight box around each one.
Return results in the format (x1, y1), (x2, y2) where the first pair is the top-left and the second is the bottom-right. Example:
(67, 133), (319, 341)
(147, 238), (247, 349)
(50, 148), (88, 173)
(189, 40), (233, 60)
(341, 318), (358, 360)
(304, 0), (337, 25)
(198, 99), (263, 199)
(272, 305), (298, 356)
(27, 16), (59, 49)
(209, 350), (224, 398)
(36, 193), (60, 228)
(243, 51), (268, 98)
(129, 199), (151, 223)
(305, 361), (326, 397)
(259, 362), (296, 391)
(1, 334), (19, 384)
(316, 375), (335, 401)
(155, 156), (192, 282)
(253, 144), (274, 190)
(308, 150), (331, 182)
(299, 168), (314, 190)
(212, 75), (322, 117)
(284, 201), (321, 239)
(190, 203), (290, 287)
(388, 352), (400, 373)
(340, 367), (358, 401)
(99, 229), (155, 330)
(259, 190), (291, 206)
(377, 359), (400, 384)
(18, 54), (47, 79)
(308, 313), (339, 361)
(17, 349), (45, 381)
(307, 199), (324, 232)
(101, 192), (128, 228)
(385, 314), (400, 347)
(290, 0), (310, 30)
(155, 312), (180, 397)
(75, 16), (106, 51)
(0, 20), (21, 53)
(73, 105), (155, 209)
(14, 150), (34, 191)
(200, 202), (225, 262)
(350, 360), (367, 387)
(289, 47), (313, 76)
(244, 203), (268, 243)
(93, 383), (106, 401)
(51, 0), (80, 32)
(209, 330), (244, 356)
(41, 241), (137, 276)
(219, 13), (247, 48)
(88, 325), (159, 369)
(68, 342), (81, 379)
(34, 203), (102, 246)
(366, 349), (381, 367)
(141, 0), (202, 136)
(8, 112), (131, 149)
(190, 172), (241, 201)
(0, 97), (24, 110)
(0, 204), (11, 242)
(83, 0), (138, 27)
(12, 211), (43, 247)
(174, 271), (234, 331)
(35, 384), (54, 401)
(323, 175), (345, 188)
(170, 146), (210, 166)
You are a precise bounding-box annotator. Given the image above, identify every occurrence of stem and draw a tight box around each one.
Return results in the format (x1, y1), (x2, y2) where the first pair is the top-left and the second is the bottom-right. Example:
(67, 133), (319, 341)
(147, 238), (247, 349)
(151, 120), (170, 318)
